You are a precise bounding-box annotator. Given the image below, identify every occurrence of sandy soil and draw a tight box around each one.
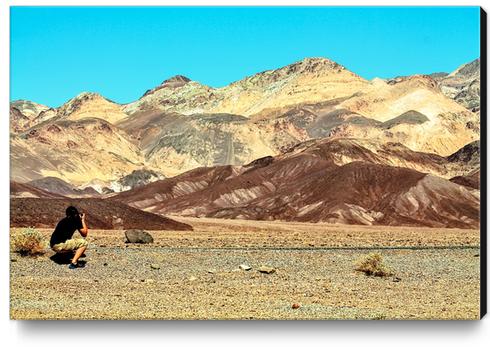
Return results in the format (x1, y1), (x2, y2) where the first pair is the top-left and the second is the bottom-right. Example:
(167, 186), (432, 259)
(10, 218), (481, 320)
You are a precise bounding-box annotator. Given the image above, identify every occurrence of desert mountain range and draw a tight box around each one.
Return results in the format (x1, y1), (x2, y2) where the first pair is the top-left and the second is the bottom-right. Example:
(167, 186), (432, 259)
(10, 57), (481, 228)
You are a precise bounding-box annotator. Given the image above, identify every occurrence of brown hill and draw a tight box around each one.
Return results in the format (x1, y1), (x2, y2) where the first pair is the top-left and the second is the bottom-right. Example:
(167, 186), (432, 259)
(10, 197), (193, 230)
(10, 181), (64, 199)
(450, 169), (480, 190)
(112, 138), (479, 228)
(28, 177), (100, 197)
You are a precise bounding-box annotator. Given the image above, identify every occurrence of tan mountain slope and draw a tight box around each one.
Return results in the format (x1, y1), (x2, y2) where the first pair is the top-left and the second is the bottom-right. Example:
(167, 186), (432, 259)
(10, 100), (50, 119)
(11, 93), (128, 134)
(117, 111), (308, 177)
(123, 57), (368, 117)
(53, 92), (129, 124)
(10, 100), (51, 133)
(327, 76), (479, 156)
(438, 58), (480, 112)
(10, 118), (146, 184)
(10, 107), (31, 133)
(111, 137), (479, 228)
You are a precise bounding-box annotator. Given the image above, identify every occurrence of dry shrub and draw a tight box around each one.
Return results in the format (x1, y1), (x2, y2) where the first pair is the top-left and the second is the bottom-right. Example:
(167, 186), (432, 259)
(11, 227), (47, 256)
(355, 252), (393, 277)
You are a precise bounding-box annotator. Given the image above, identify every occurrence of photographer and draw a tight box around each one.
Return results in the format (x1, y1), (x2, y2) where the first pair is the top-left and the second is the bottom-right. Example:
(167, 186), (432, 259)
(50, 206), (89, 269)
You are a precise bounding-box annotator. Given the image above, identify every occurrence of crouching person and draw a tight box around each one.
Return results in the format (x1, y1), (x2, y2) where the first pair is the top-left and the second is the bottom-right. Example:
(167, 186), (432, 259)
(50, 206), (89, 269)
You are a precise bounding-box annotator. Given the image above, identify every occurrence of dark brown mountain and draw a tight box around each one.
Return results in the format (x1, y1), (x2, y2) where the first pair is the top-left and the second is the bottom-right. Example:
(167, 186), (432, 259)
(10, 181), (192, 230)
(11, 197), (193, 230)
(28, 177), (100, 197)
(10, 181), (64, 199)
(450, 169), (480, 190)
(111, 138), (479, 228)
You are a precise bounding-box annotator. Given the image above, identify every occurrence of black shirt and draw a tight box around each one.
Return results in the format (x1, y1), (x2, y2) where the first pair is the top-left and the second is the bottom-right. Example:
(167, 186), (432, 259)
(50, 216), (83, 247)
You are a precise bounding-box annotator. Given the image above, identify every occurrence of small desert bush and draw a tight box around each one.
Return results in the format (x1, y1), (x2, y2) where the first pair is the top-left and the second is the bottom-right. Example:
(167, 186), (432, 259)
(355, 252), (393, 277)
(11, 227), (47, 256)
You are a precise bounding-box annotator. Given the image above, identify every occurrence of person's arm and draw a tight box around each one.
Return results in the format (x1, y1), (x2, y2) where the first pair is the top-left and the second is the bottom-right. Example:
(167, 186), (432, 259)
(79, 213), (89, 237)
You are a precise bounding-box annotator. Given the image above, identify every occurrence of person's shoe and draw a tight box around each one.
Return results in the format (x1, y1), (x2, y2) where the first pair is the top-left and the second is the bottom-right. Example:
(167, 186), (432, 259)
(68, 263), (78, 269)
(77, 262), (86, 268)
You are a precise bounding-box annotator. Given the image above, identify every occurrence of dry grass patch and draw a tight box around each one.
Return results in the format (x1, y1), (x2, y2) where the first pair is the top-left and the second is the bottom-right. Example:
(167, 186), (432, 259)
(11, 227), (47, 256)
(355, 252), (393, 277)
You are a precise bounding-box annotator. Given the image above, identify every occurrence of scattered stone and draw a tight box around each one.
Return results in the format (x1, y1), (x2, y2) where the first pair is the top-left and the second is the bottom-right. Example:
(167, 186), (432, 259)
(11, 258), (17, 262)
(258, 265), (275, 274)
(292, 303), (301, 309)
(150, 264), (160, 270)
(207, 269), (216, 274)
(125, 229), (154, 244)
(239, 264), (252, 271)
(474, 254), (480, 257)
(103, 263), (108, 266)
(145, 279), (155, 284)
(189, 276), (197, 282)
(393, 276), (402, 282)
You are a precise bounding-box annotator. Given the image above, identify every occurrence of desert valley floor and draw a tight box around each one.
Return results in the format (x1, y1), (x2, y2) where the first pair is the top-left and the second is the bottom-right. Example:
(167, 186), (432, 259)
(10, 217), (480, 320)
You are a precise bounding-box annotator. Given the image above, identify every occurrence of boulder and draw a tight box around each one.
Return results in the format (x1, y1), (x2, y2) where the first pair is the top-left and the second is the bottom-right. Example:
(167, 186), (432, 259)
(125, 229), (154, 244)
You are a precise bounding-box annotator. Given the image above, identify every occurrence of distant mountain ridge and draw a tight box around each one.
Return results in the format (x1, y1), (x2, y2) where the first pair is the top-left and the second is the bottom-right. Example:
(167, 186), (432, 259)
(111, 137), (479, 228)
(10, 56), (480, 194)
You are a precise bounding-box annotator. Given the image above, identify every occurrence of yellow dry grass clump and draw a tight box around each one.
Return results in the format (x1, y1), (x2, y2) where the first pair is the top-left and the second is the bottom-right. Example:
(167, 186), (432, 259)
(355, 252), (393, 277)
(11, 227), (47, 256)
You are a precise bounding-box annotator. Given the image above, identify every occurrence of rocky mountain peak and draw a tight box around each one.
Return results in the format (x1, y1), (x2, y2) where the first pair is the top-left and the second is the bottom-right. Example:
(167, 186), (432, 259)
(73, 91), (104, 100)
(57, 92), (110, 115)
(141, 75), (193, 98)
(10, 99), (50, 118)
(279, 57), (344, 75)
(448, 58), (480, 78)
(162, 75), (192, 86)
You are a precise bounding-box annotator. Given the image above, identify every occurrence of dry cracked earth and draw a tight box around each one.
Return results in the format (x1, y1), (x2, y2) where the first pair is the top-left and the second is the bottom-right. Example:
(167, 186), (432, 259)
(10, 218), (481, 320)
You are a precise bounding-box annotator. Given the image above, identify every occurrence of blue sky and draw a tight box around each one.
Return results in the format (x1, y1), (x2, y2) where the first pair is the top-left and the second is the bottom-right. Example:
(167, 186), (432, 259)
(11, 6), (480, 107)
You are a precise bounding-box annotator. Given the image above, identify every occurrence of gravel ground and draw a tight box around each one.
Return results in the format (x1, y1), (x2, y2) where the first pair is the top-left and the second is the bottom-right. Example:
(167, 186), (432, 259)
(10, 220), (481, 320)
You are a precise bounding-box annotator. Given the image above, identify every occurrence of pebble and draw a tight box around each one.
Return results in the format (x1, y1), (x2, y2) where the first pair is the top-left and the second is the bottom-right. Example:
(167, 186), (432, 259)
(239, 264), (252, 271)
(189, 276), (197, 282)
(292, 303), (301, 309)
(150, 264), (160, 270)
(258, 265), (275, 274)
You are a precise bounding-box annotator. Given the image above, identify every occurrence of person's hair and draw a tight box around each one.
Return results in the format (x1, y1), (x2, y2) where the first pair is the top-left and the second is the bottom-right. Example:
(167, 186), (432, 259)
(65, 206), (80, 218)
